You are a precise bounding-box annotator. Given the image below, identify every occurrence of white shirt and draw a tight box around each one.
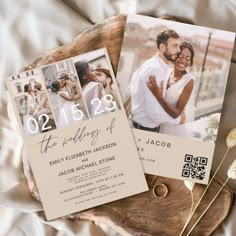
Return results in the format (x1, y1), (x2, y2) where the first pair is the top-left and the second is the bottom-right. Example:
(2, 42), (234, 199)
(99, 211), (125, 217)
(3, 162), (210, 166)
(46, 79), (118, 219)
(127, 55), (180, 128)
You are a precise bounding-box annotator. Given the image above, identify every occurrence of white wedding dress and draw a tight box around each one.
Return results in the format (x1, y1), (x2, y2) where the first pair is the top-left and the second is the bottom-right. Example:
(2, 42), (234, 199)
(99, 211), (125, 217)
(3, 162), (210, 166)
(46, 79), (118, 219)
(57, 90), (84, 128)
(23, 93), (38, 135)
(160, 72), (195, 138)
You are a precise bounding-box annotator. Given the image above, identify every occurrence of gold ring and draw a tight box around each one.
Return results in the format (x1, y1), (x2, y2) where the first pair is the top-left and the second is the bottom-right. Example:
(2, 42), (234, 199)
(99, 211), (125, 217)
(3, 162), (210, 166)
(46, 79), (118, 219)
(153, 183), (168, 198)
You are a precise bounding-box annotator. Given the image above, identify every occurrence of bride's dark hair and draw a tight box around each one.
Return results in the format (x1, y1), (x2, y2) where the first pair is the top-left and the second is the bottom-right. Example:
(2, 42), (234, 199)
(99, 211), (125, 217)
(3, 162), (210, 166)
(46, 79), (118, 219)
(179, 41), (195, 66)
(75, 61), (89, 87)
(51, 81), (60, 94)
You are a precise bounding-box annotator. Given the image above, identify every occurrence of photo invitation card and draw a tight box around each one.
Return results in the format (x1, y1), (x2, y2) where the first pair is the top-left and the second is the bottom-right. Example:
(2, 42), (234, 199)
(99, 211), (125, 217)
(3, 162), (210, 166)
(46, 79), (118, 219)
(117, 14), (235, 184)
(6, 48), (148, 220)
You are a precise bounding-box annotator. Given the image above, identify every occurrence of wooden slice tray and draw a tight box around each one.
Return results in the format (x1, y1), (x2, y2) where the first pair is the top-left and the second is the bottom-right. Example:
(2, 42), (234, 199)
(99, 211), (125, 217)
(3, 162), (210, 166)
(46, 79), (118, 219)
(22, 15), (234, 236)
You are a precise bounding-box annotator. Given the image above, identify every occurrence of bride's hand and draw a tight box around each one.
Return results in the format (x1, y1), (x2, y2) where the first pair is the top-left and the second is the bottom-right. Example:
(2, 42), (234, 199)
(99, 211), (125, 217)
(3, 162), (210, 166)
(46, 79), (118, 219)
(147, 75), (163, 99)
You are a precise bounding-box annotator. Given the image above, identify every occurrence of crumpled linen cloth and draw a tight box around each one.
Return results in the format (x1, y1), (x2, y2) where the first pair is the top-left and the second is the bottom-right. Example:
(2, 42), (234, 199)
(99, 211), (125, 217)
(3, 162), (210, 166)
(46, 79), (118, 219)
(0, 0), (235, 235)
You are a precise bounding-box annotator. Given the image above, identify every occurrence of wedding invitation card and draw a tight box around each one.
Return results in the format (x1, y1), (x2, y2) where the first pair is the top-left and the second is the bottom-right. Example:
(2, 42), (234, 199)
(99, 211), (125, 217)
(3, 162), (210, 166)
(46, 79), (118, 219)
(117, 14), (235, 184)
(6, 48), (148, 220)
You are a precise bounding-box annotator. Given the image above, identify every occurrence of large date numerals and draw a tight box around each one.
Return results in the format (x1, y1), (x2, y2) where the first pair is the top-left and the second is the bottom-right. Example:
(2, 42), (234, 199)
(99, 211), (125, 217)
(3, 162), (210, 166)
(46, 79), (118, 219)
(26, 95), (117, 134)
(27, 114), (52, 134)
(59, 104), (84, 124)
(91, 94), (116, 115)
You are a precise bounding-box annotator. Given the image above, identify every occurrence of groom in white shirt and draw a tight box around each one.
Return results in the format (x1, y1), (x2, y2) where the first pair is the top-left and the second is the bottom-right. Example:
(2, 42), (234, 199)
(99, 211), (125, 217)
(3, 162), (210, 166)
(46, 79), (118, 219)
(128, 29), (185, 132)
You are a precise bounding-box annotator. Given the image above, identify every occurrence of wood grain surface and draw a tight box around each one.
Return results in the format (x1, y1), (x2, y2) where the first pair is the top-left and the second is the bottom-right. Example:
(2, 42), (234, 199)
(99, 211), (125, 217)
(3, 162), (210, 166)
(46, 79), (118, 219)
(22, 14), (234, 236)
(77, 175), (233, 236)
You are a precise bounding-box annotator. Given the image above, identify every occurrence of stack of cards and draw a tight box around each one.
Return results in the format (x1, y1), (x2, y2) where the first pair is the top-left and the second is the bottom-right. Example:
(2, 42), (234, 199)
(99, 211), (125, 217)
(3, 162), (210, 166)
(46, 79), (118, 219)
(5, 14), (235, 220)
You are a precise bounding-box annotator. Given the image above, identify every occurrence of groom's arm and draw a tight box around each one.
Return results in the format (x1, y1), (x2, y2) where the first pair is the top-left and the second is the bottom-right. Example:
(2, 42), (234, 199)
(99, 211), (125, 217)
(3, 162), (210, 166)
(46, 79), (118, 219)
(37, 92), (47, 110)
(143, 68), (181, 125)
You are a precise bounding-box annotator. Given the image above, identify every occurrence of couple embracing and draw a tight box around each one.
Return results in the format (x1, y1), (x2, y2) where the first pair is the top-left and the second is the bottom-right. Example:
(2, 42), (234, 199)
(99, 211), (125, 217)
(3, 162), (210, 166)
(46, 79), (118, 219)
(51, 74), (87, 128)
(75, 61), (119, 118)
(128, 29), (195, 138)
(23, 82), (52, 134)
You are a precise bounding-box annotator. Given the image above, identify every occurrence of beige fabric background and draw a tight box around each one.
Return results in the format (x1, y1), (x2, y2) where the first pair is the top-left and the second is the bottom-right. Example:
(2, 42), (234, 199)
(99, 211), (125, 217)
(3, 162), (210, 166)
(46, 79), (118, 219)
(0, 0), (235, 235)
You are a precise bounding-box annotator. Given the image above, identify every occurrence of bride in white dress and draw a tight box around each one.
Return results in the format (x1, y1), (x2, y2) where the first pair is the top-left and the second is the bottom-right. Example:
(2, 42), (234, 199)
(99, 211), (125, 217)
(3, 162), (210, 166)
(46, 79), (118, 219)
(51, 81), (84, 128)
(23, 84), (38, 135)
(147, 41), (195, 138)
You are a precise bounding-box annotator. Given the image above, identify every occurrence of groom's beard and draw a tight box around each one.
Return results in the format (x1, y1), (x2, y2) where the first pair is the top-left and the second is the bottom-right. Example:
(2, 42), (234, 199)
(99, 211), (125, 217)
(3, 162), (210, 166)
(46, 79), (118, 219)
(163, 50), (178, 63)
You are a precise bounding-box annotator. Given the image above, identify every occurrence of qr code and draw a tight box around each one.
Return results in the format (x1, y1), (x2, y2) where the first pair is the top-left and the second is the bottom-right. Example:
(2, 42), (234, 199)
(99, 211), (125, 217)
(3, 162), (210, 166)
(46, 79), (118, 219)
(182, 154), (208, 180)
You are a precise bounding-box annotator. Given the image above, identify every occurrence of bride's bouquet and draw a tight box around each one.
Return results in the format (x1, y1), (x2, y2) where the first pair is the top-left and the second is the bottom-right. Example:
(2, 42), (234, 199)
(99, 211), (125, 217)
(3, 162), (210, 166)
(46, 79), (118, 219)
(22, 102), (37, 116)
